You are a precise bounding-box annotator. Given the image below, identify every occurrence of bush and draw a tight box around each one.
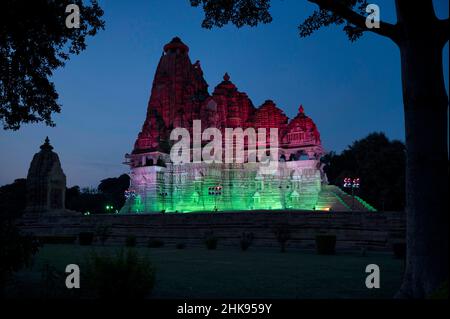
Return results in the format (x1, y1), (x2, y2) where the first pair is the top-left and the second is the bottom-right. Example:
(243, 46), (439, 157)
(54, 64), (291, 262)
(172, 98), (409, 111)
(40, 263), (67, 298)
(96, 224), (112, 245)
(84, 249), (156, 298)
(240, 232), (254, 251)
(204, 231), (218, 250)
(79, 232), (94, 246)
(315, 235), (336, 255)
(0, 221), (40, 295)
(273, 225), (291, 252)
(429, 281), (449, 299)
(392, 242), (406, 259)
(148, 239), (164, 248)
(125, 235), (137, 247)
(175, 243), (186, 249)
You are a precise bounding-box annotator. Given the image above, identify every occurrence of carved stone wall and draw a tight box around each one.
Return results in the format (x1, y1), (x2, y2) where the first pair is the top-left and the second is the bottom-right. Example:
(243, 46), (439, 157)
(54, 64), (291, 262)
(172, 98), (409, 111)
(19, 211), (405, 251)
(121, 159), (324, 213)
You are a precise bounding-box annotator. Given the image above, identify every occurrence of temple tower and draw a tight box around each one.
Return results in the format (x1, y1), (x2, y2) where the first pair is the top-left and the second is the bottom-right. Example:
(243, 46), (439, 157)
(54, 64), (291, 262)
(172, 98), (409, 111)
(24, 137), (67, 214)
(120, 37), (372, 214)
(133, 37), (209, 154)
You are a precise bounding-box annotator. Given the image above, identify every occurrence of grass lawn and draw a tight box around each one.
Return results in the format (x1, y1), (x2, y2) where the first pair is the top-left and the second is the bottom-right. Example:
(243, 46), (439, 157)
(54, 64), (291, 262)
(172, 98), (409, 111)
(9, 244), (403, 299)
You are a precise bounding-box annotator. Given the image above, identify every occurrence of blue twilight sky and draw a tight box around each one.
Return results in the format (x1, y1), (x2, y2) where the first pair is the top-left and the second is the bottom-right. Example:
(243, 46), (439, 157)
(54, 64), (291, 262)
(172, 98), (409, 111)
(0, 0), (448, 188)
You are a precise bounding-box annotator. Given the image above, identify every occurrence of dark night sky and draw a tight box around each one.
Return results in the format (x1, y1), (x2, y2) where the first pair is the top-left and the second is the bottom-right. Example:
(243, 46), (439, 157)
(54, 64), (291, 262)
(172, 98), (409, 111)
(0, 0), (448, 187)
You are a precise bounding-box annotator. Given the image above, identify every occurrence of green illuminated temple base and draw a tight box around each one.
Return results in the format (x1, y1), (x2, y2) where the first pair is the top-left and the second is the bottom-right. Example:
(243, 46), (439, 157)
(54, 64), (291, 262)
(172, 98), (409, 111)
(120, 155), (331, 214)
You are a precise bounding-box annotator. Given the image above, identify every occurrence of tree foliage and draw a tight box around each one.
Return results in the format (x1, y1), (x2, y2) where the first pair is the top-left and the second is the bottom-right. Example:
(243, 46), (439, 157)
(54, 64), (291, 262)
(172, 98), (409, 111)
(190, 0), (399, 41)
(190, 0), (272, 29)
(65, 174), (130, 214)
(323, 132), (405, 211)
(0, 0), (104, 130)
(0, 178), (26, 218)
(298, 0), (368, 41)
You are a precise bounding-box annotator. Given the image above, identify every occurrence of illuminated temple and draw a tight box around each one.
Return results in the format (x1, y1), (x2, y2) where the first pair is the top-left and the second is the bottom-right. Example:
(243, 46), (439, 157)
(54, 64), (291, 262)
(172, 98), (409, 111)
(120, 37), (374, 213)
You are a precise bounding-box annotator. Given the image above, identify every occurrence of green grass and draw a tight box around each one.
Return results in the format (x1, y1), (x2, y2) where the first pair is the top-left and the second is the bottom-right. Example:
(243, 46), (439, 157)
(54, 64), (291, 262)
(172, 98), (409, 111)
(9, 244), (403, 299)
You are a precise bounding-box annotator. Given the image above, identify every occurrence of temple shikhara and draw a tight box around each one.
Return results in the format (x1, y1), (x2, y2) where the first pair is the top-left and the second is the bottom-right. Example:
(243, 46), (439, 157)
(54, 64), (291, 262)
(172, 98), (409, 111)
(121, 37), (373, 213)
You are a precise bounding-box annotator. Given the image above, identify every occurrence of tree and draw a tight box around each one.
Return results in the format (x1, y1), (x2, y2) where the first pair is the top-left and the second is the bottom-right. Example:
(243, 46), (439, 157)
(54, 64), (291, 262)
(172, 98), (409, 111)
(0, 178), (27, 219)
(190, 0), (449, 298)
(66, 187), (106, 214)
(65, 174), (130, 214)
(0, 0), (104, 130)
(323, 132), (405, 211)
(98, 174), (130, 211)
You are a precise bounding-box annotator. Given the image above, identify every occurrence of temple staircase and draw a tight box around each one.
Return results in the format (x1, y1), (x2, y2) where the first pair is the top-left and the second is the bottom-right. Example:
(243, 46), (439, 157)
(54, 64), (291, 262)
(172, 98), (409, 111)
(316, 185), (377, 212)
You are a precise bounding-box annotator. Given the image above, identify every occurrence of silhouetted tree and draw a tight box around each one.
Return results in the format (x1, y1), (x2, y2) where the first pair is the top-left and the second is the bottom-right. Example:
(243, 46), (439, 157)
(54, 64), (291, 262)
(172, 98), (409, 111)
(65, 174), (130, 214)
(190, 0), (449, 298)
(65, 186), (105, 214)
(0, 0), (104, 130)
(98, 174), (130, 210)
(65, 185), (81, 202)
(0, 178), (27, 218)
(323, 132), (405, 211)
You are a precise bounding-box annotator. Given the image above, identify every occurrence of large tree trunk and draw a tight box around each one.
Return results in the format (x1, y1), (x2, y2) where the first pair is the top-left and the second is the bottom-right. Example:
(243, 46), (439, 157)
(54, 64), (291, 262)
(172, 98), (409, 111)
(395, 0), (449, 298)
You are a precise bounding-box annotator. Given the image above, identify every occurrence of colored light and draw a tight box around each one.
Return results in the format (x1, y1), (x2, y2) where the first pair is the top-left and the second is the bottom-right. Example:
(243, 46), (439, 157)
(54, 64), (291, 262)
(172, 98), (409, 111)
(122, 166), (325, 213)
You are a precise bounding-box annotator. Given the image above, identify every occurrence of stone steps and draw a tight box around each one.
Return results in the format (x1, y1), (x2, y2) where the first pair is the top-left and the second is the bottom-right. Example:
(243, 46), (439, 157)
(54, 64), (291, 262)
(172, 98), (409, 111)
(316, 185), (375, 212)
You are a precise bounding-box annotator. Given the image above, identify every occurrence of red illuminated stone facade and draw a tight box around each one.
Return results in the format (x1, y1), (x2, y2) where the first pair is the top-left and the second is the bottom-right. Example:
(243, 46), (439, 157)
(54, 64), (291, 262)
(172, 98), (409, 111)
(132, 37), (323, 159)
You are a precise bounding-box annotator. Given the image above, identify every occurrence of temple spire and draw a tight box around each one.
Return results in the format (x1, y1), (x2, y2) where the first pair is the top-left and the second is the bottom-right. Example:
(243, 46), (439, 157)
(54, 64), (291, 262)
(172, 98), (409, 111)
(299, 104), (305, 115)
(40, 136), (53, 151)
(163, 36), (189, 54)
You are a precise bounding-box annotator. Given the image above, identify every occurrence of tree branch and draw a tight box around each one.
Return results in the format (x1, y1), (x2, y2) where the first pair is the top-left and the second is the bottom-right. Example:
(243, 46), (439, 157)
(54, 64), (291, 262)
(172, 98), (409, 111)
(438, 18), (449, 46)
(309, 0), (398, 42)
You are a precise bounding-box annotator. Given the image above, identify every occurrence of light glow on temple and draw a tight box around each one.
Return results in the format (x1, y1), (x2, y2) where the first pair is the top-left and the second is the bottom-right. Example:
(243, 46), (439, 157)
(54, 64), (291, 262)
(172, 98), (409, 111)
(120, 37), (374, 214)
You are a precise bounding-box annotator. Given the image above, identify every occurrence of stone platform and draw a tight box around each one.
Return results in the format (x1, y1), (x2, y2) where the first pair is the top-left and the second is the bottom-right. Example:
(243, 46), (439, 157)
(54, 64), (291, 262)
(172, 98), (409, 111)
(18, 210), (405, 251)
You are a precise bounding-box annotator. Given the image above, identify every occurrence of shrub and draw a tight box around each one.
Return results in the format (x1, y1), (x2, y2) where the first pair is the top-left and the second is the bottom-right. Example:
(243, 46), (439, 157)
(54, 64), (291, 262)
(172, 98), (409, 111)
(176, 243), (186, 249)
(79, 232), (94, 246)
(96, 224), (112, 245)
(148, 239), (164, 248)
(392, 242), (406, 259)
(0, 221), (40, 295)
(204, 231), (218, 250)
(315, 235), (337, 255)
(84, 249), (156, 298)
(273, 225), (291, 252)
(125, 235), (137, 247)
(429, 280), (449, 299)
(40, 263), (66, 298)
(240, 232), (254, 251)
